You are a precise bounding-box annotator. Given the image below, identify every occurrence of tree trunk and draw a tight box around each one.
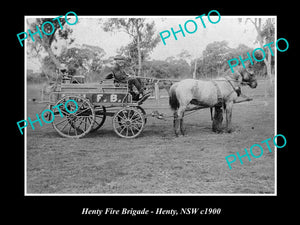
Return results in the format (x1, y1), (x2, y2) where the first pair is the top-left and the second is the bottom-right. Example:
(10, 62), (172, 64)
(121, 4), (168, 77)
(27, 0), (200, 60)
(46, 46), (61, 68)
(35, 53), (50, 81)
(265, 49), (273, 96)
(44, 45), (61, 81)
(134, 21), (142, 77)
(137, 33), (142, 77)
(193, 59), (197, 79)
(250, 18), (273, 97)
(258, 39), (273, 97)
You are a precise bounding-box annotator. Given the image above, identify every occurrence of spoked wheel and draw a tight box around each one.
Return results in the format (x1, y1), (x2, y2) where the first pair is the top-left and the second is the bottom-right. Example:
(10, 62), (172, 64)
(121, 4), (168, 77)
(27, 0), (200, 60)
(112, 107), (145, 138)
(52, 96), (95, 138)
(90, 106), (106, 132)
(135, 106), (147, 126)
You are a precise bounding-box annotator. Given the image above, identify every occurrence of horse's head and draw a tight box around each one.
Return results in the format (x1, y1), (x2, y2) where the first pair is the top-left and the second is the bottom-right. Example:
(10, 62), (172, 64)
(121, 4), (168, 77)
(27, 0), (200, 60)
(240, 69), (257, 88)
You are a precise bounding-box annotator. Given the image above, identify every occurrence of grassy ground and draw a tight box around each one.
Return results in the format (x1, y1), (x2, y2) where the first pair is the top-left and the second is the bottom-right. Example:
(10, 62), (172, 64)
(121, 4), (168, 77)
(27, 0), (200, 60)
(26, 80), (275, 194)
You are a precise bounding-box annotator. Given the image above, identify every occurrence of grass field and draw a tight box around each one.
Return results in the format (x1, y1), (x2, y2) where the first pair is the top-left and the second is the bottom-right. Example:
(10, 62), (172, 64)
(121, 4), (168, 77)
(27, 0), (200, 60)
(25, 80), (275, 194)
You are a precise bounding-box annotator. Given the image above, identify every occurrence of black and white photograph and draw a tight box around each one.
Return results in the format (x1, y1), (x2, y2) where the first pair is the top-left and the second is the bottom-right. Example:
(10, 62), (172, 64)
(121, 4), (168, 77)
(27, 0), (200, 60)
(23, 14), (278, 195)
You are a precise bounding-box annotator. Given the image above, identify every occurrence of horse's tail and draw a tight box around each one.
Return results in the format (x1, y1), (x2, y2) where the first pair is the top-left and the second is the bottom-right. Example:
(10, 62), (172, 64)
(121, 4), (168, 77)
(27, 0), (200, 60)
(169, 85), (180, 111)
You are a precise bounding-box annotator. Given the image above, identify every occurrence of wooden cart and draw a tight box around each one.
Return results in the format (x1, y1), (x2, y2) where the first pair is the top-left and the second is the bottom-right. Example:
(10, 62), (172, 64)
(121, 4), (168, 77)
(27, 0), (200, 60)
(46, 80), (148, 138)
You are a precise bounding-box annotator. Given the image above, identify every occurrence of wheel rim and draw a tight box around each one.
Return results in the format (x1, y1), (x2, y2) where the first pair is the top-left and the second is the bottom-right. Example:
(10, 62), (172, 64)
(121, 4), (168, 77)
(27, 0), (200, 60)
(112, 107), (144, 138)
(90, 106), (106, 132)
(135, 106), (147, 126)
(52, 96), (95, 138)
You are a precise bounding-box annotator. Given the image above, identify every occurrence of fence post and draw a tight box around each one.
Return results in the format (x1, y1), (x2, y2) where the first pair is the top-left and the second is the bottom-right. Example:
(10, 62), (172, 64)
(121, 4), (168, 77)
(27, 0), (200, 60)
(155, 82), (160, 104)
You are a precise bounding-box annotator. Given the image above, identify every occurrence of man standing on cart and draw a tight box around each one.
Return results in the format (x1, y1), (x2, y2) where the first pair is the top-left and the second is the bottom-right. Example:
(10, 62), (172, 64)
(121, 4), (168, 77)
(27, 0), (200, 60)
(107, 56), (150, 100)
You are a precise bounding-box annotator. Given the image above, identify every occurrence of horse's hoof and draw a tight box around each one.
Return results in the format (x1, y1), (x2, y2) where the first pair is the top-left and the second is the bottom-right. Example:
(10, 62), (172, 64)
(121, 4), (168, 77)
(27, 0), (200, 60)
(212, 127), (220, 133)
(212, 128), (223, 133)
(175, 133), (185, 137)
(225, 128), (233, 133)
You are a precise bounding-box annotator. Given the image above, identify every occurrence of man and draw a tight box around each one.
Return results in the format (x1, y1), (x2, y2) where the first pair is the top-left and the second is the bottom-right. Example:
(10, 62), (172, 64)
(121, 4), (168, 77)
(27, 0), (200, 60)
(108, 56), (150, 100)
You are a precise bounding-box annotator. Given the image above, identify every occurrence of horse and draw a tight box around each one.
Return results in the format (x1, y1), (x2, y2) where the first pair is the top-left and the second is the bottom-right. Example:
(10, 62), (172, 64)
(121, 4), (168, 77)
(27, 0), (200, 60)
(169, 69), (257, 136)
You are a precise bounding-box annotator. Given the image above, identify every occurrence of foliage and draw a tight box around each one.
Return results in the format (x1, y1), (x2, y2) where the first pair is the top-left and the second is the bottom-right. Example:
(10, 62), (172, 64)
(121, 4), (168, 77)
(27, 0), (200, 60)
(27, 17), (75, 79)
(202, 41), (231, 75)
(191, 41), (256, 78)
(27, 18), (274, 83)
(41, 56), (57, 78)
(103, 18), (160, 76)
(59, 44), (106, 74)
(242, 18), (275, 96)
(260, 18), (275, 43)
(142, 60), (191, 79)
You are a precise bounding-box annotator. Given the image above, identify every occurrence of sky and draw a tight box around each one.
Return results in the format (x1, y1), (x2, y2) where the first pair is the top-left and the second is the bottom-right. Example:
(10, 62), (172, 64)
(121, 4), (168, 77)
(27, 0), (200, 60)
(27, 16), (275, 72)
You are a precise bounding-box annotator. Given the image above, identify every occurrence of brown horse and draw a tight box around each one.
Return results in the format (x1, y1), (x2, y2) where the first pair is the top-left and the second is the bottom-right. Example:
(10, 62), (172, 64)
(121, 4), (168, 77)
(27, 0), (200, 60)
(169, 69), (257, 136)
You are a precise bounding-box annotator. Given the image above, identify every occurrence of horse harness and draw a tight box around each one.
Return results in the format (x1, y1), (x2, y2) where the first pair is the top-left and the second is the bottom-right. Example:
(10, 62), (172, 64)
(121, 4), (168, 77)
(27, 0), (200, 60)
(211, 78), (241, 107)
(209, 79), (241, 121)
(211, 81), (223, 107)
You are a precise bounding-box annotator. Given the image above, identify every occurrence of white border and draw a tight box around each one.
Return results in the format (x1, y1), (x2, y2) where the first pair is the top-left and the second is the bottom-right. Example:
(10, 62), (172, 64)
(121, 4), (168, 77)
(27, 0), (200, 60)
(24, 15), (277, 196)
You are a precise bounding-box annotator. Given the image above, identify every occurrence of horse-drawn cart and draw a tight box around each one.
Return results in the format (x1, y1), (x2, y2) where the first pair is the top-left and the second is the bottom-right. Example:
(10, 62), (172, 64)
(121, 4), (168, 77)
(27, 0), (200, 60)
(46, 80), (148, 139)
(41, 71), (254, 139)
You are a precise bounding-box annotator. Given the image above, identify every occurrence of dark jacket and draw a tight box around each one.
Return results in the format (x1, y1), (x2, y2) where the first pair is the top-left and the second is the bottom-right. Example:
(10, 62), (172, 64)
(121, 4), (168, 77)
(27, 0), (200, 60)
(113, 64), (128, 82)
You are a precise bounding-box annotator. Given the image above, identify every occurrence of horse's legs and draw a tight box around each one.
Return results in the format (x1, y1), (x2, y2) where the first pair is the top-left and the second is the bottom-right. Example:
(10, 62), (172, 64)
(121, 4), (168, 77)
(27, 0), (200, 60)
(174, 105), (186, 136)
(212, 106), (223, 132)
(173, 111), (177, 128)
(225, 101), (233, 133)
(180, 112), (185, 135)
(173, 111), (180, 136)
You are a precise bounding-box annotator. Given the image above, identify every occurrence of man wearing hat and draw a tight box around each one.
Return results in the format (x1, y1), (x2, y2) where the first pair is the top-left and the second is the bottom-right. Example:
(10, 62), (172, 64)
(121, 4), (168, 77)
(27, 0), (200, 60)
(109, 56), (150, 100)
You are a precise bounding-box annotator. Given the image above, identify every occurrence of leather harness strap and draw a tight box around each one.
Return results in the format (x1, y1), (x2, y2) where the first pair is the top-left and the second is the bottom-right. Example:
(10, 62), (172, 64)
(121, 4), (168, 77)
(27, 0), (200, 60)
(210, 81), (223, 121)
(225, 77), (241, 97)
(210, 79), (242, 120)
(211, 78), (241, 107)
(211, 80), (223, 107)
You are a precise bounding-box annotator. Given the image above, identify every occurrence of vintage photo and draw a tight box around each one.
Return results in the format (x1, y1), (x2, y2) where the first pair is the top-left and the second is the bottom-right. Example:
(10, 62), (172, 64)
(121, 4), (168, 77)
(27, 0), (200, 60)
(24, 15), (276, 195)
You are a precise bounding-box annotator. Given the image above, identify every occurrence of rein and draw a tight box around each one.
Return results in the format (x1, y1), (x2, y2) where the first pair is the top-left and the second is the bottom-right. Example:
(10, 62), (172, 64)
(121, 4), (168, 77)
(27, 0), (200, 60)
(224, 77), (241, 97)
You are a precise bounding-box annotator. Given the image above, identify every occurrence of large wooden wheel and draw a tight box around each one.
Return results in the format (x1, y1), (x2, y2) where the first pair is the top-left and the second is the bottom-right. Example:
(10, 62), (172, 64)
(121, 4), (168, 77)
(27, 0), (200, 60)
(90, 106), (106, 132)
(112, 107), (145, 138)
(135, 106), (147, 126)
(52, 96), (95, 138)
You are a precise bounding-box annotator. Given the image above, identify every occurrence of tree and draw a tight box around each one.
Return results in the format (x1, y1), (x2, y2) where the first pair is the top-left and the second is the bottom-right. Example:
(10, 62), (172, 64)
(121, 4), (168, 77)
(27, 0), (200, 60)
(202, 41), (231, 77)
(177, 50), (192, 62)
(143, 59), (191, 79)
(239, 18), (275, 96)
(27, 17), (75, 79)
(103, 18), (160, 76)
(193, 42), (254, 79)
(59, 45), (106, 75)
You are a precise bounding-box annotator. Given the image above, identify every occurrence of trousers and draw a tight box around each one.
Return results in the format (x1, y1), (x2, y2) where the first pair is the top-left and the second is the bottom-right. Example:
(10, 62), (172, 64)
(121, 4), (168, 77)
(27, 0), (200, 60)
(128, 78), (143, 93)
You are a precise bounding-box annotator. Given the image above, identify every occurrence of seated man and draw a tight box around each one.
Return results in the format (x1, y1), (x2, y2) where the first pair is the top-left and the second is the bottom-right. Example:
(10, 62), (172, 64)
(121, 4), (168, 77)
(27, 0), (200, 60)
(107, 56), (150, 100)
(59, 64), (77, 83)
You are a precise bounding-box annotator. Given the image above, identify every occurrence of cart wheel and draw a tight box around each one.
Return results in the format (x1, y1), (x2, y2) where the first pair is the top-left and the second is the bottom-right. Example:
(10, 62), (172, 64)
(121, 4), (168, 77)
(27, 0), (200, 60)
(52, 96), (95, 138)
(90, 106), (106, 132)
(135, 106), (147, 126)
(112, 107), (145, 138)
